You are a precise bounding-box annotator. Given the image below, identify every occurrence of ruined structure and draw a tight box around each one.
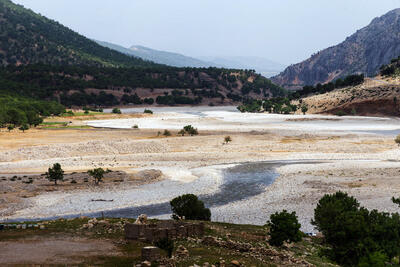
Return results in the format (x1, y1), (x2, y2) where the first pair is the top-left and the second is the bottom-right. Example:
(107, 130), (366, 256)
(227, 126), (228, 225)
(125, 220), (204, 243)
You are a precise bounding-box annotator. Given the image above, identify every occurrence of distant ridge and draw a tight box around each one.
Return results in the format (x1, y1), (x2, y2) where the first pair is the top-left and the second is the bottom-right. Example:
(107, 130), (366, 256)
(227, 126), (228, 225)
(272, 8), (400, 89)
(96, 40), (215, 68)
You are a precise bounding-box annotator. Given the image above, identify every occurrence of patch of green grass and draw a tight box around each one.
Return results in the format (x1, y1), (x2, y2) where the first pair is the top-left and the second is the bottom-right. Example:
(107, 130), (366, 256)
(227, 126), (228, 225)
(41, 121), (68, 125)
(61, 111), (103, 117)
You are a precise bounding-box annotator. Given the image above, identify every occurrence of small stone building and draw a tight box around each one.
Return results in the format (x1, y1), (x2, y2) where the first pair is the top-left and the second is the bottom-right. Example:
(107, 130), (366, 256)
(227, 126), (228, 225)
(125, 220), (204, 243)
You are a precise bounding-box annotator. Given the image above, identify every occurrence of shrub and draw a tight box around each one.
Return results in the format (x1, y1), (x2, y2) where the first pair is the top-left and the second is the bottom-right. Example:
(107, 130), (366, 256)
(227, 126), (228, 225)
(154, 237), (174, 258)
(112, 108), (122, 114)
(163, 130), (171, 136)
(170, 194), (211, 221)
(144, 109), (153, 114)
(87, 168), (105, 185)
(395, 135), (400, 146)
(267, 210), (302, 246)
(19, 123), (29, 132)
(224, 136), (232, 144)
(132, 124), (139, 129)
(301, 105), (308, 115)
(182, 125), (198, 136)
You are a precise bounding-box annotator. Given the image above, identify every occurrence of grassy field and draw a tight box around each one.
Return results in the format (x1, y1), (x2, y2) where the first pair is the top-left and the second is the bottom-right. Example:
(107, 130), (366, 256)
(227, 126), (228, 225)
(0, 218), (337, 266)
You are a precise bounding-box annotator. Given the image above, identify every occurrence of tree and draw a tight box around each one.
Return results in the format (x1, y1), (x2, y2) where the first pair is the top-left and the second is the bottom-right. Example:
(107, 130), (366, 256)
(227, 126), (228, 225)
(19, 123), (29, 132)
(170, 194), (211, 221)
(224, 136), (232, 144)
(163, 129), (171, 136)
(112, 108), (121, 114)
(301, 105), (308, 115)
(46, 163), (64, 185)
(395, 134), (400, 146)
(87, 168), (105, 185)
(7, 125), (14, 132)
(267, 210), (302, 246)
(183, 125), (198, 136)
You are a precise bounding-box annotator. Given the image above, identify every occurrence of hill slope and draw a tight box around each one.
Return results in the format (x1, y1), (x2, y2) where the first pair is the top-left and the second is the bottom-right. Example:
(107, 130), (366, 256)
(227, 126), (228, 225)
(272, 8), (400, 89)
(0, 0), (156, 67)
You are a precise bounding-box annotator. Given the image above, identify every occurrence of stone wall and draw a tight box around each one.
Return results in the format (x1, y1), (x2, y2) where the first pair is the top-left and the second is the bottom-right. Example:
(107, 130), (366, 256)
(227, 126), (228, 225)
(125, 220), (204, 243)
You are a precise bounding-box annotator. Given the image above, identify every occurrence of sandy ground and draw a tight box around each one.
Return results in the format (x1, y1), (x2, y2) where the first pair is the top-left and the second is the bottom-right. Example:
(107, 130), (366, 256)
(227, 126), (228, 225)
(1, 107), (400, 231)
(0, 235), (120, 265)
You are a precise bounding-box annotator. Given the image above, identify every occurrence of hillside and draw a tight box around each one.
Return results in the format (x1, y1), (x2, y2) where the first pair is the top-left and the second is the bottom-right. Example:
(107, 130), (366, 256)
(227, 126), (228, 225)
(272, 8), (400, 89)
(0, 64), (285, 107)
(0, 0), (156, 67)
(96, 40), (215, 68)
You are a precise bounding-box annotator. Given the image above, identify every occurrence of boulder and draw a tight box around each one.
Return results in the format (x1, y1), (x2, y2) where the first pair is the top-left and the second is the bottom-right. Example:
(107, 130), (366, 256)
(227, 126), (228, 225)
(230, 260), (240, 266)
(135, 214), (148, 225)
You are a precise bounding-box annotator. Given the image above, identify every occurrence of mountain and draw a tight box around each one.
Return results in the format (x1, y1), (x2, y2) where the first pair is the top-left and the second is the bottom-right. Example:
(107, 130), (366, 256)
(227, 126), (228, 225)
(96, 40), (215, 68)
(0, 0), (156, 67)
(201, 56), (286, 78)
(272, 8), (400, 89)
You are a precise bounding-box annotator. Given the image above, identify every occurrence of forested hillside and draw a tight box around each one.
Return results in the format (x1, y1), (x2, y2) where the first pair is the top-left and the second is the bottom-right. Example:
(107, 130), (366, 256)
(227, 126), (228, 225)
(0, 64), (285, 107)
(0, 0), (156, 67)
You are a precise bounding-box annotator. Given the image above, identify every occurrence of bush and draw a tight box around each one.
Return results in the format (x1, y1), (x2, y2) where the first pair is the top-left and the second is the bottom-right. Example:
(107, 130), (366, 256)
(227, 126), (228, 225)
(87, 168), (105, 185)
(154, 237), (174, 258)
(182, 125), (198, 136)
(112, 108), (121, 114)
(224, 136), (232, 144)
(170, 194), (211, 221)
(45, 163), (64, 185)
(267, 210), (302, 246)
(144, 109), (153, 114)
(163, 129), (171, 136)
(395, 135), (400, 146)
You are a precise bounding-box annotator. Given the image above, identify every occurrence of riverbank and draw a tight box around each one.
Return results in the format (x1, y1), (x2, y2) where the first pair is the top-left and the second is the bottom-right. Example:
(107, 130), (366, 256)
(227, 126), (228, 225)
(1, 107), (400, 231)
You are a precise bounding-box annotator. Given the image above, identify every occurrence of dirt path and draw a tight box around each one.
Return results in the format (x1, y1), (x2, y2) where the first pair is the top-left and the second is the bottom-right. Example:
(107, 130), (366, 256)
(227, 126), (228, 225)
(0, 235), (120, 265)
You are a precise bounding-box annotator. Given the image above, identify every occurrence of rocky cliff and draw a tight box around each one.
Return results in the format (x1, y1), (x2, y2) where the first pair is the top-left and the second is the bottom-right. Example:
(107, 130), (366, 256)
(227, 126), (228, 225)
(272, 8), (400, 89)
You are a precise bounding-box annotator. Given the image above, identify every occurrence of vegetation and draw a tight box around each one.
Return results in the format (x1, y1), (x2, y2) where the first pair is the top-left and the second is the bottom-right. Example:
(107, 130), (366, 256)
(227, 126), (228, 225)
(18, 123), (29, 132)
(290, 74), (365, 99)
(0, 93), (65, 128)
(87, 168), (105, 185)
(112, 108), (121, 114)
(267, 210), (302, 247)
(301, 105), (308, 115)
(380, 56), (400, 76)
(170, 194), (211, 221)
(238, 97), (298, 114)
(45, 163), (64, 185)
(143, 109), (153, 114)
(224, 136), (232, 144)
(181, 125), (199, 136)
(163, 129), (171, 137)
(312, 191), (400, 266)
(0, 64), (284, 108)
(0, 0), (156, 68)
(395, 134), (400, 146)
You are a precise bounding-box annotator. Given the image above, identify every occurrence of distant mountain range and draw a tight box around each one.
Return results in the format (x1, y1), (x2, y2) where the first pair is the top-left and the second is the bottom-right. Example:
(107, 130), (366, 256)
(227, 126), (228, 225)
(0, 0), (155, 67)
(272, 8), (400, 89)
(96, 40), (285, 77)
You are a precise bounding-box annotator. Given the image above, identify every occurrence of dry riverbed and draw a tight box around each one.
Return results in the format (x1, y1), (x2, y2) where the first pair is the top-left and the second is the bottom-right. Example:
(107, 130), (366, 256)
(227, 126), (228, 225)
(1, 107), (400, 231)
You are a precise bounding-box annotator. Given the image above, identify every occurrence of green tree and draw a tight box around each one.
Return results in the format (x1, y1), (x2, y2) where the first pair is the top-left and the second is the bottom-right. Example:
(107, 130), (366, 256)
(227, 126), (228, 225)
(112, 108), (122, 114)
(267, 210), (302, 246)
(7, 125), (14, 132)
(87, 168), (105, 185)
(170, 194), (211, 221)
(183, 125), (198, 136)
(301, 105), (308, 115)
(163, 130), (171, 137)
(19, 123), (29, 132)
(46, 163), (64, 185)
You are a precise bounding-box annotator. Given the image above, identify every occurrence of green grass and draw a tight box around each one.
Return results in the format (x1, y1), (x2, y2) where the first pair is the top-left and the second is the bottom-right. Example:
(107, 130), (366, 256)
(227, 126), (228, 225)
(61, 111), (103, 117)
(41, 125), (92, 129)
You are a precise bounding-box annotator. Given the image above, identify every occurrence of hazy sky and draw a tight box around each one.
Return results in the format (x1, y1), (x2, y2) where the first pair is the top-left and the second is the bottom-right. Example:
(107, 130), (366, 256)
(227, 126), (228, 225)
(13, 0), (400, 65)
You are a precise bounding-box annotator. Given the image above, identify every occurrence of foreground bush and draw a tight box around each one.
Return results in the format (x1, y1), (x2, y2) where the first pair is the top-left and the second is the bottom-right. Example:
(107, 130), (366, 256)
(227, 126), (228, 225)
(170, 194), (211, 221)
(267, 210), (302, 246)
(313, 191), (400, 266)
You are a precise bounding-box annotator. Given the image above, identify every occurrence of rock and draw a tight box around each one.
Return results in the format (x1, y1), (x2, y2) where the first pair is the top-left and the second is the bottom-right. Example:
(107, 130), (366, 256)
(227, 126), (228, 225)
(141, 261), (151, 267)
(175, 245), (189, 258)
(135, 214), (148, 225)
(203, 262), (210, 267)
(230, 260), (240, 266)
(219, 260), (226, 267)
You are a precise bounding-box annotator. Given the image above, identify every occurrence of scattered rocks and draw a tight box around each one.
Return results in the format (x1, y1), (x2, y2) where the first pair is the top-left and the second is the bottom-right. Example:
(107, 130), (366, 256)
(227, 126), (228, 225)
(141, 246), (161, 262)
(175, 245), (189, 258)
(230, 260), (240, 266)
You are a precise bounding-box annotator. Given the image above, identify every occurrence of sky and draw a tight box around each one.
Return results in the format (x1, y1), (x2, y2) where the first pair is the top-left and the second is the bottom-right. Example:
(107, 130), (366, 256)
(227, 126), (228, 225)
(12, 0), (400, 66)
